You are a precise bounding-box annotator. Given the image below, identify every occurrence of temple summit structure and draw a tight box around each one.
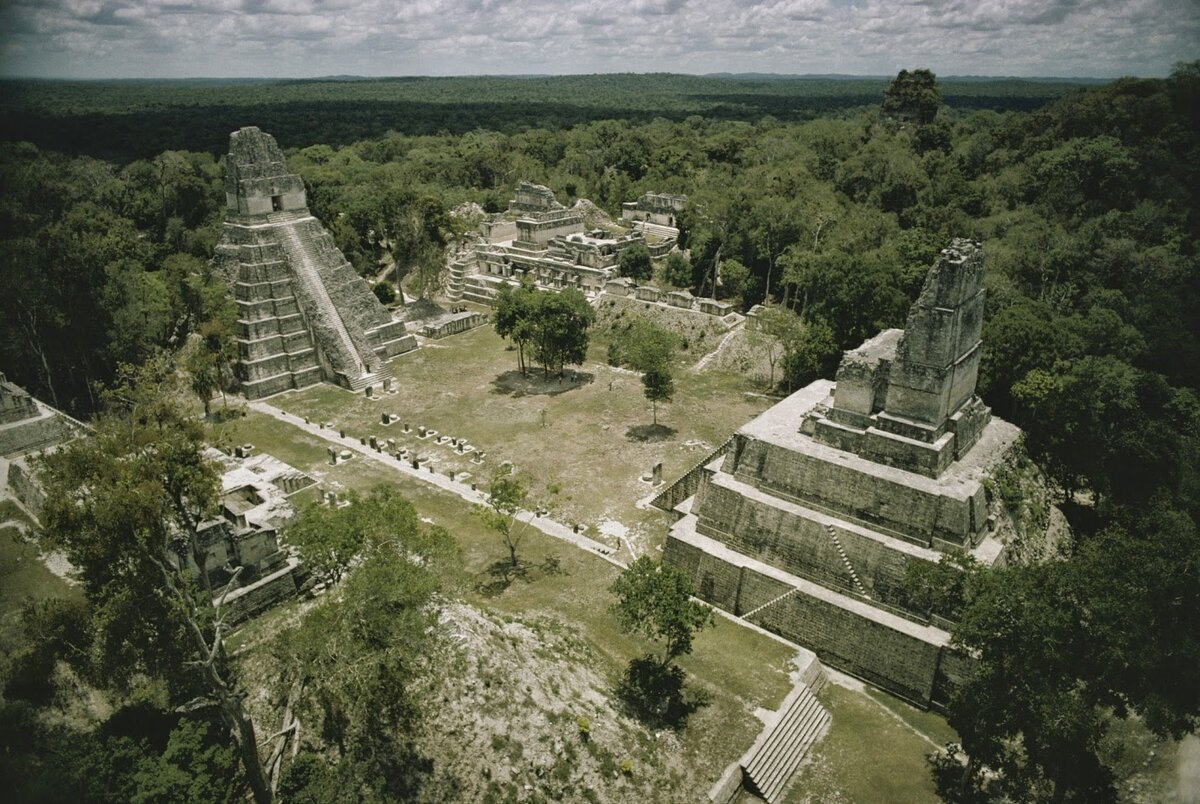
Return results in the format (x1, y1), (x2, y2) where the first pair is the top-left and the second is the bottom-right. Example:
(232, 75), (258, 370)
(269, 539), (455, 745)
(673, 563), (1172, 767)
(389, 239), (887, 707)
(213, 127), (415, 399)
(663, 239), (1022, 707)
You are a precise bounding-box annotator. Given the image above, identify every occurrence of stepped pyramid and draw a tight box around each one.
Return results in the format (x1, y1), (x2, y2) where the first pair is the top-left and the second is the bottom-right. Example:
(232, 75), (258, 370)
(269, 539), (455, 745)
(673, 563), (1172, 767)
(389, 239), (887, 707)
(664, 240), (1021, 707)
(213, 127), (415, 399)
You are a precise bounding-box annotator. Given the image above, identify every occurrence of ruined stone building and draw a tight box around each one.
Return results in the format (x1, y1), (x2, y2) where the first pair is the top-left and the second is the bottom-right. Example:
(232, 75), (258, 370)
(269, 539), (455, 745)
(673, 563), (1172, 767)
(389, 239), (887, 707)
(213, 127), (415, 399)
(452, 182), (674, 304)
(176, 449), (314, 621)
(662, 240), (1021, 707)
(621, 191), (687, 228)
(1, 373), (79, 516)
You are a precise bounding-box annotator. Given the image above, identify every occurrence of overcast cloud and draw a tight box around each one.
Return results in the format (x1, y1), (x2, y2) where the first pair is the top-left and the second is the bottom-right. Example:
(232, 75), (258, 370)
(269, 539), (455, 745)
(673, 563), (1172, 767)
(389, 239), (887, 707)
(0, 0), (1196, 79)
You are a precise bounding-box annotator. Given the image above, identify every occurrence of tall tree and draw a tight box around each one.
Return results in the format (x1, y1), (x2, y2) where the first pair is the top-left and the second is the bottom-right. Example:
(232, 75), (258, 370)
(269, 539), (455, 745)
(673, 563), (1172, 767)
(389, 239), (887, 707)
(36, 356), (273, 804)
(473, 469), (531, 568)
(882, 68), (943, 124)
(609, 557), (714, 668)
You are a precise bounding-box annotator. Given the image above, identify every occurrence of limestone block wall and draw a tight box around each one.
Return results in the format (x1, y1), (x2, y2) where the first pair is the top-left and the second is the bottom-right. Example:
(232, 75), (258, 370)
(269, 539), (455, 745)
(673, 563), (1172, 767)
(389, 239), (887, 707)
(0, 413), (71, 457)
(664, 535), (946, 705)
(730, 435), (987, 548)
(692, 477), (934, 610)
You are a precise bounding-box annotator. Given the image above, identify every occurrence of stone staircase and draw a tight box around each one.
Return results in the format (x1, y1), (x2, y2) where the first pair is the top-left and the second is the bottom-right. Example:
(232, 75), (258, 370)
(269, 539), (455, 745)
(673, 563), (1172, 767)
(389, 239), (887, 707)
(742, 683), (831, 803)
(825, 524), (870, 598)
(630, 220), (679, 239)
(276, 223), (370, 385)
(446, 256), (469, 302)
(742, 586), (801, 620)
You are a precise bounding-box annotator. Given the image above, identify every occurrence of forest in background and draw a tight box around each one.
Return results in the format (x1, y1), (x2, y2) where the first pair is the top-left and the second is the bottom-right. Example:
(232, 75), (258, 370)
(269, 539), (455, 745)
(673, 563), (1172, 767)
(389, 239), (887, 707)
(0, 73), (1094, 161)
(1, 66), (1198, 802)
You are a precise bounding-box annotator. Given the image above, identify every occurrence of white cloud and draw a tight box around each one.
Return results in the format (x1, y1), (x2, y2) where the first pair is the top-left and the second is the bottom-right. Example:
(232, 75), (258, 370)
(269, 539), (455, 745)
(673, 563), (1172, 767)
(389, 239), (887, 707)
(0, 0), (1195, 77)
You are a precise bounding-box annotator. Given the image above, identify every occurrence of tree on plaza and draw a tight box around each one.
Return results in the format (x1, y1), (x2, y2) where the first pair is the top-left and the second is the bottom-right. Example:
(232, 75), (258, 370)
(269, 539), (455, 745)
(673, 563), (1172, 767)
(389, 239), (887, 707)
(609, 557), (714, 670)
(530, 287), (596, 378)
(473, 468), (532, 569)
(617, 242), (653, 281)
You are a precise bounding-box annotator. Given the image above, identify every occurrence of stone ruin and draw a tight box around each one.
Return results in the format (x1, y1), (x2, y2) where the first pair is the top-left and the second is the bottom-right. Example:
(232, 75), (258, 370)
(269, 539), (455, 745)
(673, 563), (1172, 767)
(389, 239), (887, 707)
(179, 449), (315, 621)
(453, 182), (682, 306)
(1, 373), (79, 516)
(0, 372), (74, 458)
(661, 240), (1024, 707)
(621, 191), (687, 229)
(212, 127), (416, 399)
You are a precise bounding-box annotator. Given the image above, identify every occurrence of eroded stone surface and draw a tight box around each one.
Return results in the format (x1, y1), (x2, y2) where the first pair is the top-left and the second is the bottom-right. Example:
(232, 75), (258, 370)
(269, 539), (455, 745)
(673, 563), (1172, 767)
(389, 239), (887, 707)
(663, 240), (1039, 708)
(213, 127), (415, 399)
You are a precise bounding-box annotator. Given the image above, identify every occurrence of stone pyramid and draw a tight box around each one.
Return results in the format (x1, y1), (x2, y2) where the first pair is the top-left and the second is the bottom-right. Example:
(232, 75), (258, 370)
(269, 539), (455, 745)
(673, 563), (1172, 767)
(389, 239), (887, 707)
(212, 127), (414, 398)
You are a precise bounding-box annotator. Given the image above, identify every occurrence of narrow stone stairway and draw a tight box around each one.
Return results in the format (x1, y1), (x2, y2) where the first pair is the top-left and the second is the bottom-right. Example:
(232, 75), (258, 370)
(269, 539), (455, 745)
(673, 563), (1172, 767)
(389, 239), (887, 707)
(825, 523), (870, 598)
(276, 222), (367, 382)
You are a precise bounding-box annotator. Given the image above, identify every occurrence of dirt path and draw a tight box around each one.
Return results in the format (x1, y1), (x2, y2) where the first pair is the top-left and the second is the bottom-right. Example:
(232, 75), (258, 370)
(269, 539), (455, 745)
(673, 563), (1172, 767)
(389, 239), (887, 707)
(248, 400), (622, 564)
(692, 321), (744, 373)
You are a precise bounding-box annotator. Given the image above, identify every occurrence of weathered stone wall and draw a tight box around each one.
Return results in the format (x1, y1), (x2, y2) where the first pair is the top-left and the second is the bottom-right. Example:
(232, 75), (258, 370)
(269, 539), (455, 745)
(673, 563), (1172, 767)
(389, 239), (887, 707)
(692, 476), (935, 610)
(730, 435), (988, 548)
(664, 535), (947, 705)
(0, 412), (71, 458)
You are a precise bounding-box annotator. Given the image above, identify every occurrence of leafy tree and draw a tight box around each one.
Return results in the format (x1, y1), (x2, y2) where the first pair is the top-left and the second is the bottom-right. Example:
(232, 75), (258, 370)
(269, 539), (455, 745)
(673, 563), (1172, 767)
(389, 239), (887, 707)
(493, 281), (539, 375)
(372, 280), (396, 305)
(750, 304), (802, 389)
(609, 557), (714, 668)
(779, 318), (839, 392)
(473, 469), (531, 568)
(617, 242), (653, 280)
(271, 487), (455, 799)
(662, 250), (694, 289)
(35, 357), (273, 804)
(882, 68), (943, 124)
(641, 367), (675, 426)
(530, 287), (596, 378)
(716, 257), (750, 301)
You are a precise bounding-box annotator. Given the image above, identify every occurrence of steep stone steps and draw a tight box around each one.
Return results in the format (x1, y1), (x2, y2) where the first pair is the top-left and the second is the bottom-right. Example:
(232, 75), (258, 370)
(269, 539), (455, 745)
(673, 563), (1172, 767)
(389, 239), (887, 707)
(742, 683), (830, 803)
(346, 371), (388, 392)
(276, 223), (366, 379)
(629, 220), (679, 238)
(741, 585), (800, 620)
(825, 523), (870, 598)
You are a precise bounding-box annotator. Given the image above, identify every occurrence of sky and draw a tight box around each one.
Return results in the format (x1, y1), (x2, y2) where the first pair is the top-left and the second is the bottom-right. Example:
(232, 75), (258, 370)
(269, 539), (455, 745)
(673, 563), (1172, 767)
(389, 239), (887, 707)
(0, 0), (1196, 80)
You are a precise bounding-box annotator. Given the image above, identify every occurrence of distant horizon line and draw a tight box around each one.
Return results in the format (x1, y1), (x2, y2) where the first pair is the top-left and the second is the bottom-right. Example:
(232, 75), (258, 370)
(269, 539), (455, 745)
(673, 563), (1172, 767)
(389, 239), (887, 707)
(0, 71), (1126, 83)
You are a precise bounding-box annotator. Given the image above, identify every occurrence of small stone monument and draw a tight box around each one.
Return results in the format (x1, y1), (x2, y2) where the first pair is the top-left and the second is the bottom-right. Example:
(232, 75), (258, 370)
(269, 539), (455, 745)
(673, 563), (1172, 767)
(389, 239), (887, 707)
(365, 385), (374, 398)
(328, 446), (338, 466)
(652, 462), (663, 486)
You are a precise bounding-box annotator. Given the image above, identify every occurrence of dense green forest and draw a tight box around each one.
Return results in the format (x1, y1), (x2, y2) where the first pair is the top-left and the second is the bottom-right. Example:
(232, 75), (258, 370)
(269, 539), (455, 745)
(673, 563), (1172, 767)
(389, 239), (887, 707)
(1, 73), (1094, 161)
(1, 66), (1198, 802)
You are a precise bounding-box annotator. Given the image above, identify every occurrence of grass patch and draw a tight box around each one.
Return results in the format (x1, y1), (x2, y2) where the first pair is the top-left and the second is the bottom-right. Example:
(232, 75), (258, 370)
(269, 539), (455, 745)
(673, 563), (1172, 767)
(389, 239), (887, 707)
(786, 683), (940, 804)
(0, 525), (78, 655)
(863, 685), (959, 747)
(268, 324), (770, 556)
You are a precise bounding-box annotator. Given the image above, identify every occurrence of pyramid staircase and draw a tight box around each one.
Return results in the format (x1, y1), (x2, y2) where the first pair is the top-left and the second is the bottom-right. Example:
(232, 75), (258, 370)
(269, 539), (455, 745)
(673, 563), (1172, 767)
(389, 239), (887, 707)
(276, 223), (371, 387)
(825, 524), (870, 598)
(741, 683), (831, 803)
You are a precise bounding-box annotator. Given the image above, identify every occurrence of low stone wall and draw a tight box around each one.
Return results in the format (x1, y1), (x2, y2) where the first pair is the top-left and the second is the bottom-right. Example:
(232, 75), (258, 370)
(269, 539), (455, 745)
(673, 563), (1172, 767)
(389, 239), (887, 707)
(0, 413), (71, 458)
(422, 312), (488, 339)
(223, 562), (300, 624)
(664, 534), (951, 706)
(731, 434), (987, 549)
(600, 282), (734, 319)
(6, 458), (46, 516)
(692, 476), (935, 611)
